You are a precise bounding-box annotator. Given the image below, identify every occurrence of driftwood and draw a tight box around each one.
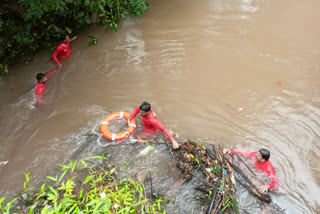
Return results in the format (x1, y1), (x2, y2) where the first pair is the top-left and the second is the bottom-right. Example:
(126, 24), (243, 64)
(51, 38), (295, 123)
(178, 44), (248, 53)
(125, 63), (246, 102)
(195, 186), (210, 195)
(174, 141), (237, 214)
(205, 149), (223, 214)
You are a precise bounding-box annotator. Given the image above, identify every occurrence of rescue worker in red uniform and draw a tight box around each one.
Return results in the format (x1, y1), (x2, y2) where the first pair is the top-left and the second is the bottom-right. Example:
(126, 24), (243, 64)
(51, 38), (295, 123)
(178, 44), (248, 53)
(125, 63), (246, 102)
(223, 148), (278, 193)
(128, 102), (180, 149)
(35, 69), (58, 104)
(52, 35), (77, 68)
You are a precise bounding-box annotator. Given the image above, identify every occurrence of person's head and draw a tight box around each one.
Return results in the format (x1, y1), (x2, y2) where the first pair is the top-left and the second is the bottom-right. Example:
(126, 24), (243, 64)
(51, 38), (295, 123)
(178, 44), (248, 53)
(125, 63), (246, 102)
(256, 148), (270, 162)
(36, 73), (47, 83)
(139, 101), (151, 117)
(63, 35), (70, 43)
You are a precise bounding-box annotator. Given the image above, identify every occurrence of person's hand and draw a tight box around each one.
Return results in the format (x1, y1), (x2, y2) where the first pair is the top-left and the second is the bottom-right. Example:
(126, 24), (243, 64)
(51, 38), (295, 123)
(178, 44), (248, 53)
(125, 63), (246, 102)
(172, 139), (180, 149)
(259, 185), (269, 194)
(57, 64), (63, 69)
(223, 148), (231, 155)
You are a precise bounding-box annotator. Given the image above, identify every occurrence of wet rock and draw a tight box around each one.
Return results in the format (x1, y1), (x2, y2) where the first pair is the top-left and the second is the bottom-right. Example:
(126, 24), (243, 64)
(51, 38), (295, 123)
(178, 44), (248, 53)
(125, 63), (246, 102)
(21, 194), (28, 200)
(177, 161), (185, 173)
(103, 160), (115, 169)
(135, 170), (149, 183)
(137, 146), (155, 157)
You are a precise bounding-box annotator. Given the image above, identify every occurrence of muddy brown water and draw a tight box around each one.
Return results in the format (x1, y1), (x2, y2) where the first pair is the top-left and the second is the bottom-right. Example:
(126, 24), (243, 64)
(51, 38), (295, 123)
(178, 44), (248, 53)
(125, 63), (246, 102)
(0, 0), (319, 213)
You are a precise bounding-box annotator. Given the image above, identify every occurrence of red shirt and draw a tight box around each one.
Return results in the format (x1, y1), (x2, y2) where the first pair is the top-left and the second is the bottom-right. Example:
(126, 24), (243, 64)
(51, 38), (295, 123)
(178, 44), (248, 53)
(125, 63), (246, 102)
(230, 149), (278, 189)
(129, 108), (174, 142)
(35, 69), (58, 104)
(52, 41), (71, 65)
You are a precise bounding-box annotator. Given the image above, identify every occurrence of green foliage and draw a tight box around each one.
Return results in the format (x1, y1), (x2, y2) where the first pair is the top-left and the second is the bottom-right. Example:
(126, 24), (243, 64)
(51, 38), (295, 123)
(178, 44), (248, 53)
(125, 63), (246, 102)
(0, 197), (18, 214)
(221, 195), (238, 213)
(0, 0), (150, 74)
(0, 159), (165, 213)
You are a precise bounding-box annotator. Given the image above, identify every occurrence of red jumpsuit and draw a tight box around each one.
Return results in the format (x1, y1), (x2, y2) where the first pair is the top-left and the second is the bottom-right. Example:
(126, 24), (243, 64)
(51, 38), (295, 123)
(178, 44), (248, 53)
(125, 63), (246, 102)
(128, 108), (174, 142)
(230, 149), (278, 189)
(52, 41), (71, 65)
(35, 69), (58, 104)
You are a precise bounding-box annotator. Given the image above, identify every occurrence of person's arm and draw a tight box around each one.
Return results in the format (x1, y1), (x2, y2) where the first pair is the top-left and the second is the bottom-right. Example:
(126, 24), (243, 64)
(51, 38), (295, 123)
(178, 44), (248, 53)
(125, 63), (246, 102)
(52, 46), (62, 65)
(228, 149), (256, 158)
(128, 108), (140, 121)
(153, 119), (179, 149)
(45, 69), (58, 79)
(266, 162), (278, 189)
(70, 36), (77, 42)
(259, 162), (278, 193)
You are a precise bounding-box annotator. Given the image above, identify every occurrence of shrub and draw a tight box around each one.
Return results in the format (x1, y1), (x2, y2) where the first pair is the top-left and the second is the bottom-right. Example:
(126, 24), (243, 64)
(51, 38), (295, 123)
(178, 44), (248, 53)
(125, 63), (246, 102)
(0, 0), (149, 74)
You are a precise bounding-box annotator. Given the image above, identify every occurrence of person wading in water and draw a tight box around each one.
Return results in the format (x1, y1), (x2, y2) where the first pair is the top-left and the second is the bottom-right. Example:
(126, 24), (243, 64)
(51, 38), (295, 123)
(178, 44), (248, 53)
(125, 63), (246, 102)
(35, 69), (59, 104)
(128, 102), (180, 149)
(52, 35), (77, 68)
(223, 148), (278, 193)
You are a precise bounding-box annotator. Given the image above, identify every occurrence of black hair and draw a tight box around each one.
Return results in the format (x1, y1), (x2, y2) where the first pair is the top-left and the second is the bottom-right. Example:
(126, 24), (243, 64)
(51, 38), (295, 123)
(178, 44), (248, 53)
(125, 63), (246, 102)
(259, 149), (270, 161)
(140, 101), (151, 112)
(36, 73), (45, 81)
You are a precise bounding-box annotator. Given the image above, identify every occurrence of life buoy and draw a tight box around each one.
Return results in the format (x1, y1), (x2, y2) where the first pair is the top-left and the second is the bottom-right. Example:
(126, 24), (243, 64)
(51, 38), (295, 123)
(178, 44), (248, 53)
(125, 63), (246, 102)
(100, 112), (136, 141)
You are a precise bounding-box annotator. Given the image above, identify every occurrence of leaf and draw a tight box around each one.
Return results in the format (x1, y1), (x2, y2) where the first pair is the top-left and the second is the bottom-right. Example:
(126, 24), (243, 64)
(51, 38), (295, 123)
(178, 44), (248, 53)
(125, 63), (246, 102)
(79, 189), (84, 198)
(71, 161), (77, 172)
(66, 27), (72, 34)
(231, 197), (238, 213)
(110, 168), (116, 175)
(28, 201), (39, 214)
(58, 170), (68, 182)
(90, 155), (106, 160)
(46, 176), (57, 182)
(25, 172), (32, 183)
(0, 197), (5, 207)
(41, 184), (46, 193)
(194, 158), (200, 165)
(48, 186), (57, 196)
(135, 198), (148, 206)
(80, 160), (87, 168)
(4, 197), (18, 211)
(84, 175), (93, 184)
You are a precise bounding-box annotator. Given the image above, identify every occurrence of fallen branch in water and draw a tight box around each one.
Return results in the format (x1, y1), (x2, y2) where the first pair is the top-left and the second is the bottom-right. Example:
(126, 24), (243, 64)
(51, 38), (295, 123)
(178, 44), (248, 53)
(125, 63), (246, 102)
(174, 141), (237, 214)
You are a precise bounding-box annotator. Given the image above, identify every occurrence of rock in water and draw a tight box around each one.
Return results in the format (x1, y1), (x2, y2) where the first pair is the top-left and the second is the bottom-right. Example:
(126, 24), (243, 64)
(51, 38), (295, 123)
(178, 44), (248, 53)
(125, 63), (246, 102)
(137, 146), (155, 157)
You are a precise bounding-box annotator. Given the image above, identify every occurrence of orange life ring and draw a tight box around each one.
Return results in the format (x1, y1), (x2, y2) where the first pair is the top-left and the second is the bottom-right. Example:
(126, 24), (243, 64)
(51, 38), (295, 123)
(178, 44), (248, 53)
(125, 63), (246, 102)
(100, 112), (136, 141)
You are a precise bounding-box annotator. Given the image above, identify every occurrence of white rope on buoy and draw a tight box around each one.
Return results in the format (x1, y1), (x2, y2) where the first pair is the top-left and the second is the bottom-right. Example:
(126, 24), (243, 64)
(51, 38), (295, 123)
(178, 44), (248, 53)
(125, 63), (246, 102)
(97, 134), (140, 147)
(91, 121), (101, 135)
(97, 134), (110, 147)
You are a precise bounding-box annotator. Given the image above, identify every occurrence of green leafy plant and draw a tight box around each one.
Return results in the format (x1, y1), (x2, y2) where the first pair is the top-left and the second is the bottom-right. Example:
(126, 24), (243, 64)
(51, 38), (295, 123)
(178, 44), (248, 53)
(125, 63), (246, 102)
(88, 36), (99, 46)
(1, 159), (166, 213)
(1, 0), (150, 74)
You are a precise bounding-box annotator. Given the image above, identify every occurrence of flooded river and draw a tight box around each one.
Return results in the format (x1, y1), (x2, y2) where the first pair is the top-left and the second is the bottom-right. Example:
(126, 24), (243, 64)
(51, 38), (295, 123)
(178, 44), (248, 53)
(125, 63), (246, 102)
(0, 0), (319, 213)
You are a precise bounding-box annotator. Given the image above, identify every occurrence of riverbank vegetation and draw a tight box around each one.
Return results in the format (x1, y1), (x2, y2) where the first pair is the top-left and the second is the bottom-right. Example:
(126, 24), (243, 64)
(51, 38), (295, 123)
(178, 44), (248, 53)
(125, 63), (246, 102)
(0, 0), (149, 74)
(0, 156), (166, 213)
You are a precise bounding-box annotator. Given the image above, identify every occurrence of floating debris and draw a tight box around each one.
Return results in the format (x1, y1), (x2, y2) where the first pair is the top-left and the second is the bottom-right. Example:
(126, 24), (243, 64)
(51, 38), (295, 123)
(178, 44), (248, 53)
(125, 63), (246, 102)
(173, 140), (237, 214)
